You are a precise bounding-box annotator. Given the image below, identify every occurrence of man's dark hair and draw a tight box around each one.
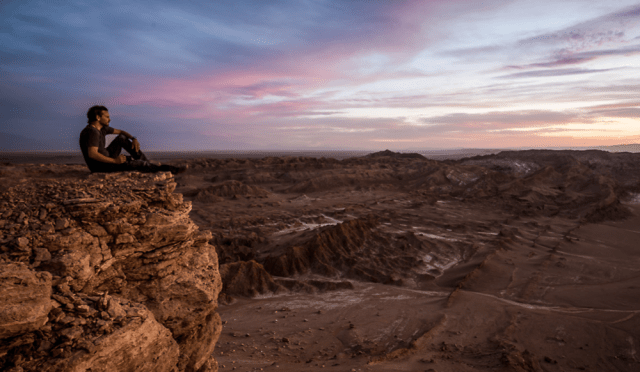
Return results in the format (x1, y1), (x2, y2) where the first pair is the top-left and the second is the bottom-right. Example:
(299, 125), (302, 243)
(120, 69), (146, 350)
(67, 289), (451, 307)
(87, 105), (108, 123)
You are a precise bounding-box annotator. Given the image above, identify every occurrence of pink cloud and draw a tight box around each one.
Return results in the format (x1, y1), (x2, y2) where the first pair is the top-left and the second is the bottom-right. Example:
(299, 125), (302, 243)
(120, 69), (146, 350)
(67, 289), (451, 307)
(422, 110), (586, 132)
(111, 1), (475, 119)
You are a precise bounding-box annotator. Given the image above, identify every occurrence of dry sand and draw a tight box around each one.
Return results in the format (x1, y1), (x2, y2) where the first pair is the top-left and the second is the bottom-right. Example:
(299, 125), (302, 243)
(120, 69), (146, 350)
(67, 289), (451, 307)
(2, 149), (640, 371)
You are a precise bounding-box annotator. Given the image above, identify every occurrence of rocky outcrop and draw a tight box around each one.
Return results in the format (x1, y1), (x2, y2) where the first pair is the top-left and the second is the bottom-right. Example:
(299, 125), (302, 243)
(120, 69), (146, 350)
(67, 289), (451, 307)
(0, 262), (52, 339)
(366, 149), (426, 159)
(0, 171), (222, 372)
(260, 215), (448, 286)
(262, 216), (381, 278)
(219, 260), (283, 298)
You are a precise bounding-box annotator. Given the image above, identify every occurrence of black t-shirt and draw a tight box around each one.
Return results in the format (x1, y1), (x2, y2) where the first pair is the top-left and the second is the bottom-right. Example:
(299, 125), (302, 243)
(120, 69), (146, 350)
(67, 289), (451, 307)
(79, 125), (114, 172)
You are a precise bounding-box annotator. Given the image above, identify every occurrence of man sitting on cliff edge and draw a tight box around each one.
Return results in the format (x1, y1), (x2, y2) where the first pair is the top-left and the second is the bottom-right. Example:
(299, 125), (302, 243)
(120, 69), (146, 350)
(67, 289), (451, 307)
(79, 105), (186, 174)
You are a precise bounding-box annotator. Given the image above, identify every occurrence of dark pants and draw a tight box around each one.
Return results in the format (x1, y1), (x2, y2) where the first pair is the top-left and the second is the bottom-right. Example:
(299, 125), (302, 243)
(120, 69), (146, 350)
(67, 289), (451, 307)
(93, 134), (164, 173)
(107, 134), (149, 162)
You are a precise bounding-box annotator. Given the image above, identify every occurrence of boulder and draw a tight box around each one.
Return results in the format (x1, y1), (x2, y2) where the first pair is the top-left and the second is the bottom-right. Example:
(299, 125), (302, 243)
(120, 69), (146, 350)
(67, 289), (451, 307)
(47, 305), (179, 372)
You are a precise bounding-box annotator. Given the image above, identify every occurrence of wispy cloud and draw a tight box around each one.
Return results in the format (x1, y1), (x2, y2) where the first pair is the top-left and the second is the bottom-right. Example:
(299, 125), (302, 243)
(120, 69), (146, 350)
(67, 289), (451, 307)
(505, 44), (640, 71)
(448, 3), (640, 73)
(498, 67), (616, 79)
(422, 110), (585, 132)
(509, 5), (640, 70)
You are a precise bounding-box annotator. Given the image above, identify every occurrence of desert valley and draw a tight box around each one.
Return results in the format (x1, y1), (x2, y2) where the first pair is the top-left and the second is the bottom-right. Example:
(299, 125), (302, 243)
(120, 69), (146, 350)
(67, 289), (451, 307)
(1, 149), (640, 372)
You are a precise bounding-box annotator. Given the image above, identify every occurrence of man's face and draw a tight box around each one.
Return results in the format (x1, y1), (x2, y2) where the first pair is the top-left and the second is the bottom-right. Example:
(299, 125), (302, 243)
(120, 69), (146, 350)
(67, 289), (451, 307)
(97, 111), (110, 126)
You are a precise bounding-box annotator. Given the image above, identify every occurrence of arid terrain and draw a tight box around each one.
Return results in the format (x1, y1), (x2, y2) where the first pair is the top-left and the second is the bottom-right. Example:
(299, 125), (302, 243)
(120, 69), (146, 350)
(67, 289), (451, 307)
(2, 149), (640, 372)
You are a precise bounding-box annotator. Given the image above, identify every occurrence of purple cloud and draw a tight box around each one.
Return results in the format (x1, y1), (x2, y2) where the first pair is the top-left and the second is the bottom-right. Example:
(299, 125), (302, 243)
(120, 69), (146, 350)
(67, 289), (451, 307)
(505, 44), (640, 71)
(498, 67), (615, 79)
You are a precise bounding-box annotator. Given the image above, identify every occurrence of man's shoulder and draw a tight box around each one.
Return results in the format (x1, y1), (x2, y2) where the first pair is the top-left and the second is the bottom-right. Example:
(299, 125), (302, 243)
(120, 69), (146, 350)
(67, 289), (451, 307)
(79, 125), (101, 147)
(80, 125), (99, 136)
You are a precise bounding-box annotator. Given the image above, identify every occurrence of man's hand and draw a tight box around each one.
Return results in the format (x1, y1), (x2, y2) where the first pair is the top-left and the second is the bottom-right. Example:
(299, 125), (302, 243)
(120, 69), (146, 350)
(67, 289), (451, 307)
(114, 154), (127, 164)
(132, 138), (140, 153)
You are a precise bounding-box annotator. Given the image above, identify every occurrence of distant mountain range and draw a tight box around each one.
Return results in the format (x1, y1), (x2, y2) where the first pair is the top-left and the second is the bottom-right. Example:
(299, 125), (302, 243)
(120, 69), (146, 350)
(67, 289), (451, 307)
(593, 144), (640, 153)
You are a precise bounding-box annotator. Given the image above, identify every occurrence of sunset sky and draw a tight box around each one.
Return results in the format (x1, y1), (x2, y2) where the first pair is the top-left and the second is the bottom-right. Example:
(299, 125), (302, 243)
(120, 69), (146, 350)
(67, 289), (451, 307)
(2, 0), (640, 151)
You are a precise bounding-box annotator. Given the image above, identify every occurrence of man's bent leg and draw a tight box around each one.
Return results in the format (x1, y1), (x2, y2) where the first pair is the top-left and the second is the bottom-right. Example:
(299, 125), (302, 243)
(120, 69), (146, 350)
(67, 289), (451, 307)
(107, 134), (149, 161)
(93, 160), (185, 174)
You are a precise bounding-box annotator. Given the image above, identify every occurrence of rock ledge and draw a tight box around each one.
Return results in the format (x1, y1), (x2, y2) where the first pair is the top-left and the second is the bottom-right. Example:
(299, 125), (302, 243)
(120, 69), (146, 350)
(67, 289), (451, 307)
(0, 171), (222, 372)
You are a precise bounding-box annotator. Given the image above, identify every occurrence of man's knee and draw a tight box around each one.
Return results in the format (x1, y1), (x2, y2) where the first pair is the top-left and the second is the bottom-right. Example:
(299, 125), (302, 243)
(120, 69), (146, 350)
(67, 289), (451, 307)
(108, 134), (130, 148)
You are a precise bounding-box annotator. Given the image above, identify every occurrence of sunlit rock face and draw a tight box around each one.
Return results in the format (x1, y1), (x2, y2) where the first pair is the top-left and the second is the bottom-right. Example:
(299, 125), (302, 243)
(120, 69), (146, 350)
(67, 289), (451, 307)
(0, 171), (222, 372)
(0, 262), (52, 339)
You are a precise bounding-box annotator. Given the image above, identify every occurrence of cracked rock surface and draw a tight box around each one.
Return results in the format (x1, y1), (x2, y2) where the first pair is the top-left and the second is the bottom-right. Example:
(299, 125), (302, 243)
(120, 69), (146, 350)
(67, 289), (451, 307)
(0, 169), (222, 372)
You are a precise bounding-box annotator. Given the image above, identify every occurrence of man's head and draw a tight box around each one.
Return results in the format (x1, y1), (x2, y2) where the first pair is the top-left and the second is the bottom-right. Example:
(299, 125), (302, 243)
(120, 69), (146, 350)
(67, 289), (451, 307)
(87, 105), (109, 125)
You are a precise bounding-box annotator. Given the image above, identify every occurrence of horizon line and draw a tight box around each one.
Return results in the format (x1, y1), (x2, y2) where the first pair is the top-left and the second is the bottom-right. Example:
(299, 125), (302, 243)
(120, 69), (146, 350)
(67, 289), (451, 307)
(2, 143), (640, 154)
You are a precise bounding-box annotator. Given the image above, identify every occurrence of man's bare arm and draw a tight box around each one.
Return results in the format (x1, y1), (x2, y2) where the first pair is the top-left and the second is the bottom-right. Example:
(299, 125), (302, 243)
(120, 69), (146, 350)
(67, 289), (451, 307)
(88, 146), (126, 164)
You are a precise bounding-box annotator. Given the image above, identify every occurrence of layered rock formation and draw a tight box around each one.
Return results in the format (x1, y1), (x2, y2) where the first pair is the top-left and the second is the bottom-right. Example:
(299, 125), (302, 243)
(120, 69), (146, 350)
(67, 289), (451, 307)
(0, 170), (222, 372)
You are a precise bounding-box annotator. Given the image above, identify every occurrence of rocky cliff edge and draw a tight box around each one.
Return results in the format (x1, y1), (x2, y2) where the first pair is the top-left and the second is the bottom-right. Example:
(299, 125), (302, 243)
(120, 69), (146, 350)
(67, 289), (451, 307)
(0, 170), (222, 372)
